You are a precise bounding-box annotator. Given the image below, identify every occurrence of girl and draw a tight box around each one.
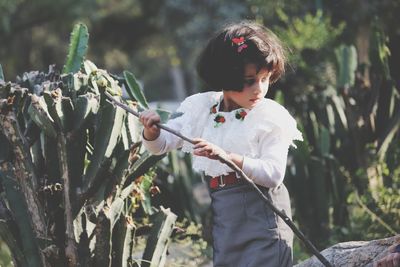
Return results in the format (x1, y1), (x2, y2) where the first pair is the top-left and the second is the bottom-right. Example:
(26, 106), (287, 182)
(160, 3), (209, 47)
(140, 21), (302, 267)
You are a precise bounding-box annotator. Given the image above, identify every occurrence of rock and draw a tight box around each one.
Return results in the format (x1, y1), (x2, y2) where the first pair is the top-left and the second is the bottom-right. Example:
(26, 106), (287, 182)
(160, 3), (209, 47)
(295, 235), (400, 267)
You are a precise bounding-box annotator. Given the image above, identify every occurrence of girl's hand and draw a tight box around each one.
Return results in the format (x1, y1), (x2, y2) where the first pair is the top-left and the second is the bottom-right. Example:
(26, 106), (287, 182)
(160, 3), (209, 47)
(139, 110), (161, 141)
(193, 138), (229, 161)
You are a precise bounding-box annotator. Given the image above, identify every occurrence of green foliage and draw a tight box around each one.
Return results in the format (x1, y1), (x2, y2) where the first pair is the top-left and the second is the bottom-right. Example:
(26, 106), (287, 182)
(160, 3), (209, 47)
(274, 10), (345, 68)
(346, 182), (400, 240)
(269, 3), (400, 255)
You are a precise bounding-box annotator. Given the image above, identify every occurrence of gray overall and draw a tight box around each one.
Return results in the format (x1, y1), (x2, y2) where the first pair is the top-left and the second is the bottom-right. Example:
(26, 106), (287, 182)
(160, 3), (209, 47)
(210, 182), (293, 267)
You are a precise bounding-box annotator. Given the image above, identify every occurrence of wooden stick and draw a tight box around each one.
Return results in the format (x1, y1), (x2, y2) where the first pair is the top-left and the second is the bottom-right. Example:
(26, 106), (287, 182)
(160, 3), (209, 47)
(105, 92), (332, 267)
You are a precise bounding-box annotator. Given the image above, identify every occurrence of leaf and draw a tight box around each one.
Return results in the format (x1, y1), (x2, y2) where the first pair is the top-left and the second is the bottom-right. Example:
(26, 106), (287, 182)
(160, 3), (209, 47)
(63, 23), (89, 74)
(123, 71), (149, 109)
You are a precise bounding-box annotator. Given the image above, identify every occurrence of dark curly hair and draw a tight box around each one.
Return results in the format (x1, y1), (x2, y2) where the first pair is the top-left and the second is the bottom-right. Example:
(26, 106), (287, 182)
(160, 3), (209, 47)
(196, 21), (286, 91)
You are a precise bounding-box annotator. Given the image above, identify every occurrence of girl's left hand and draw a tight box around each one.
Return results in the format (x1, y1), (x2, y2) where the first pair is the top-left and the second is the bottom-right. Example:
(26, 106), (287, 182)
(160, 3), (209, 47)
(192, 138), (229, 161)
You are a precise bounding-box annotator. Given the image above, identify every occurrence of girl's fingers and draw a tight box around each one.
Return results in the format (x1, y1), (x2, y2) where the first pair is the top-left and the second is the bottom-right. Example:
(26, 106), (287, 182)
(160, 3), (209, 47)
(146, 117), (159, 128)
(192, 138), (205, 144)
(139, 111), (160, 129)
(193, 140), (208, 149)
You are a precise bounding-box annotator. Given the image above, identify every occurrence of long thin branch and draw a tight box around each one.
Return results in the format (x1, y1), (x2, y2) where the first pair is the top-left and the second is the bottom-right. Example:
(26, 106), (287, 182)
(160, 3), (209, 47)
(105, 92), (333, 267)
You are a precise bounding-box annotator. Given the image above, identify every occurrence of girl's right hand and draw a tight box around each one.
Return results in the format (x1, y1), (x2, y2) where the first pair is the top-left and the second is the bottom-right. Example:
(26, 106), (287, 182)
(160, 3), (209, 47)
(139, 110), (161, 141)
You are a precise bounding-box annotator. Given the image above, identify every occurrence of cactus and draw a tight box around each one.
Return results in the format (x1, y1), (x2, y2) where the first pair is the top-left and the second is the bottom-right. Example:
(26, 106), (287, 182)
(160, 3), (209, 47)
(63, 23), (89, 74)
(0, 23), (177, 266)
(335, 44), (357, 89)
(142, 207), (177, 267)
(124, 70), (149, 109)
(0, 164), (43, 267)
(0, 64), (4, 81)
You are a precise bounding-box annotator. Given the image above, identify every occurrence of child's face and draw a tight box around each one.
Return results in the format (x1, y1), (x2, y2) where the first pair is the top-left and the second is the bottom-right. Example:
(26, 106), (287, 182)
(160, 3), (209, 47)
(224, 63), (271, 110)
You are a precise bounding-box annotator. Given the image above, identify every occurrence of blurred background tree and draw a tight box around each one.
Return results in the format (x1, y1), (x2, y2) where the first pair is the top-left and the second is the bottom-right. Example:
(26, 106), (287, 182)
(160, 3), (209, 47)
(1, 0), (399, 265)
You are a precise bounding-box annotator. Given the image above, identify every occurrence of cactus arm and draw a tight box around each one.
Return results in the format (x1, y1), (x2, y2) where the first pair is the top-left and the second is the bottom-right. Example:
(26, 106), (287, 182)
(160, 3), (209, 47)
(73, 93), (100, 132)
(330, 95), (348, 130)
(0, 112), (46, 236)
(28, 94), (57, 138)
(377, 107), (400, 160)
(335, 45), (357, 89)
(0, 219), (26, 266)
(62, 23), (89, 74)
(67, 129), (87, 200)
(123, 71), (149, 109)
(92, 211), (111, 267)
(111, 215), (136, 267)
(43, 90), (63, 130)
(0, 198), (27, 266)
(57, 132), (79, 266)
(124, 152), (165, 189)
(83, 60), (98, 75)
(40, 133), (61, 183)
(121, 219), (135, 267)
(0, 64), (4, 80)
(0, 164), (44, 267)
(81, 99), (125, 197)
(0, 132), (12, 163)
(142, 207), (177, 267)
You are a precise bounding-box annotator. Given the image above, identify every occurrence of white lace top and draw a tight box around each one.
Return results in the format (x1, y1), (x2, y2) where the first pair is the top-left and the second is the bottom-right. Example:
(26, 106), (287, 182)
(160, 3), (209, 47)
(142, 91), (303, 188)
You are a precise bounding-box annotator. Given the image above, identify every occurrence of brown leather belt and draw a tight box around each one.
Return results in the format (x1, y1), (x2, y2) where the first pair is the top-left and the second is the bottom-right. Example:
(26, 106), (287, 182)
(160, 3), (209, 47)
(209, 172), (243, 190)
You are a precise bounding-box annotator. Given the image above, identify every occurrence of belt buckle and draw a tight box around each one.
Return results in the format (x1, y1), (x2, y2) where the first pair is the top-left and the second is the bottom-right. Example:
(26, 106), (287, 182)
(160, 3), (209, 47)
(219, 175), (226, 188)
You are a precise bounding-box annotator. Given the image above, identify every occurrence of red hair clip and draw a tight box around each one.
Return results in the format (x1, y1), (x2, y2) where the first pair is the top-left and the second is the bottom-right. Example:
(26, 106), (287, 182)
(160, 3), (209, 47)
(232, 37), (248, 52)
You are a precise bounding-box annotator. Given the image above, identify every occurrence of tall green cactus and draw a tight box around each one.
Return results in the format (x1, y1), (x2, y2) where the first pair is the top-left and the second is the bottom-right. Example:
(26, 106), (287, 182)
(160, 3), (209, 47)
(335, 45), (357, 89)
(0, 23), (178, 267)
(63, 23), (89, 74)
